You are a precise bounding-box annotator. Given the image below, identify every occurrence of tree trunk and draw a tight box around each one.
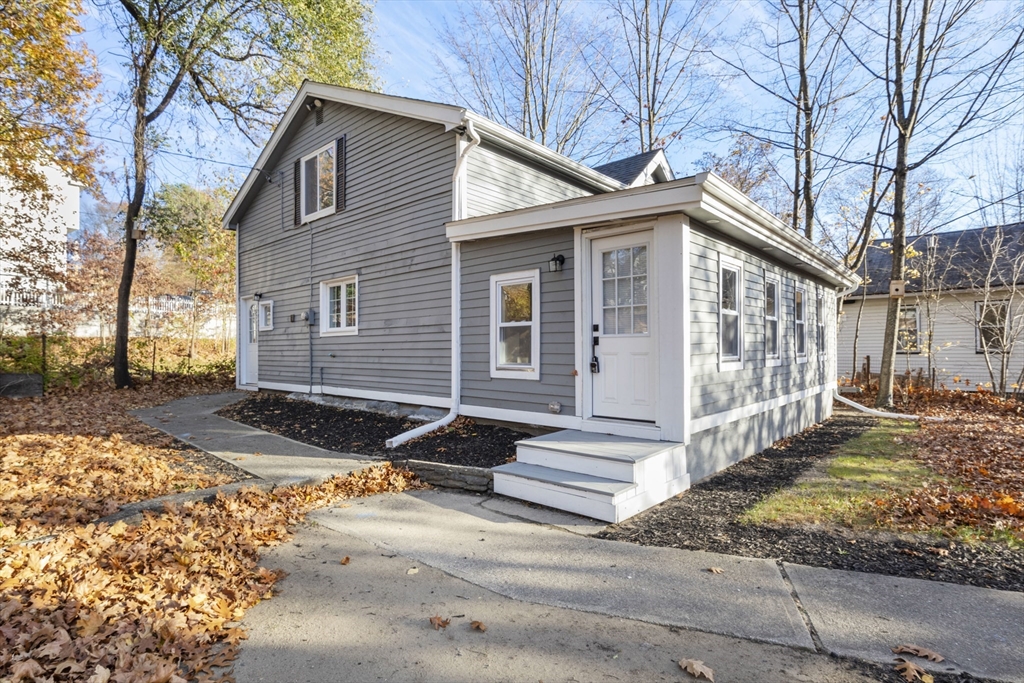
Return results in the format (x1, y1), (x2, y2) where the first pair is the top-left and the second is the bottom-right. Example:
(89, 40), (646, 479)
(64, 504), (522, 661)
(798, 0), (814, 241)
(113, 92), (149, 388)
(875, 144), (909, 408)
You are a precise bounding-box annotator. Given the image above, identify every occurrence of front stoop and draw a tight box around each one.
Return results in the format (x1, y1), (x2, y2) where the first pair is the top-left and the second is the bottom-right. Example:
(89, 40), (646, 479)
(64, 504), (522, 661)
(492, 430), (690, 523)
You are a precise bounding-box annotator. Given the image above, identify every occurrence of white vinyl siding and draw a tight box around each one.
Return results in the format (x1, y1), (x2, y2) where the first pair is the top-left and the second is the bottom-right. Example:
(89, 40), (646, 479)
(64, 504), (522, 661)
(320, 276), (358, 336)
(301, 141), (336, 222)
(719, 255), (743, 370)
(490, 270), (541, 380)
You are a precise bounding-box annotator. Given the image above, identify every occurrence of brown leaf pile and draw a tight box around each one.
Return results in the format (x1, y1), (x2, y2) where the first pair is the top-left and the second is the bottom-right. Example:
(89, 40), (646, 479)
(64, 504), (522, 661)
(1, 376), (236, 546)
(876, 392), (1024, 542)
(0, 464), (421, 681)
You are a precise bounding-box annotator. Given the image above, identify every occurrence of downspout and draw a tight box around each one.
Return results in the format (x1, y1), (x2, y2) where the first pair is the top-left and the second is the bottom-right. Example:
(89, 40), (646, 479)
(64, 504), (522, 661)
(386, 119), (480, 449)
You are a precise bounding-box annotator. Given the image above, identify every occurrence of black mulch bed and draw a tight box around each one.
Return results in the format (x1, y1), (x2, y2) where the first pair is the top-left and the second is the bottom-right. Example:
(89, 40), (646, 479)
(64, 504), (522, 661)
(216, 394), (528, 468)
(167, 439), (258, 482)
(598, 415), (1024, 593)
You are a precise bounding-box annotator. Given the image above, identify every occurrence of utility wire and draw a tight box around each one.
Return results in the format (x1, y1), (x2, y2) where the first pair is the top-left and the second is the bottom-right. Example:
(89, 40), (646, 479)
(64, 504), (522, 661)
(84, 132), (257, 171)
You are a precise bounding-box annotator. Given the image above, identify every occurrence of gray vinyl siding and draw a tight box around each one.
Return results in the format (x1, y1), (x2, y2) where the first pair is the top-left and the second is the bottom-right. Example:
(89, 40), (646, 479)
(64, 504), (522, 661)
(236, 101), (455, 398)
(461, 228), (576, 415)
(466, 144), (594, 217)
(690, 222), (835, 420)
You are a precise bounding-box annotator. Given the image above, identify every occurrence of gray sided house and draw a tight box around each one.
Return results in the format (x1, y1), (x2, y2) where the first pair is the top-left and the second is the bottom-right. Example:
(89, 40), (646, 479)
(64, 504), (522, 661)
(224, 82), (857, 522)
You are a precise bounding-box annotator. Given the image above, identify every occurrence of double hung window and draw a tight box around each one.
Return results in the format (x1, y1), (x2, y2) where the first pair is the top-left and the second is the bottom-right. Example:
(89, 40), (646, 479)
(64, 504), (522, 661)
(976, 301), (1008, 353)
(300, 141), (337, 223)
(258, 301), (274, 331)
(765, 275), (780, 365)
(897, 305), (920, 353)
(719, 256), (743, 369)
(490, 270), (541, 379)
(795, 287), (807, 361)
(320, 276), (358, 336)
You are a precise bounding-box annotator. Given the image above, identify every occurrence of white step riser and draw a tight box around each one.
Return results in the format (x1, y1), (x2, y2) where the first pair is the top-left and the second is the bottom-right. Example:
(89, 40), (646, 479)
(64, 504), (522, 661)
(494, 473), (618, 523)
(515, 445), (636, 482)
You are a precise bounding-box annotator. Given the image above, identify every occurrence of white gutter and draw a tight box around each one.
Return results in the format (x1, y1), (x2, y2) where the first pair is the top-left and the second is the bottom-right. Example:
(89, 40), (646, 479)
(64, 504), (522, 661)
(386, 121), (480, 449)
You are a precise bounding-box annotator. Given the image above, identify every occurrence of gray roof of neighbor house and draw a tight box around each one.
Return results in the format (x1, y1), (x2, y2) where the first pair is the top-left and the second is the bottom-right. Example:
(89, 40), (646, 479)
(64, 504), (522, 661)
(851, 222), (1024, 296)
(592, 150), (667, 185)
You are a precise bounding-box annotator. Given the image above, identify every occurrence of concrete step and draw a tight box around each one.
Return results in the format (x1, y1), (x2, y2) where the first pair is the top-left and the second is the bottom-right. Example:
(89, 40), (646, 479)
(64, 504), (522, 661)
(492, 462), (636, 522)
(515, 445), (636, 481)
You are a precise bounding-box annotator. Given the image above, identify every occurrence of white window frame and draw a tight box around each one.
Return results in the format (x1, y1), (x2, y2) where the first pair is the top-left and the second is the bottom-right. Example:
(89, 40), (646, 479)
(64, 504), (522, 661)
(301, 141), (336, 223)
(490, 269), (541, 380)
(975, 300), (1008, 354)
(764, 273), (781, 368)
(319, 275), (358, 336)
(896, 304), (921, 354)
(719, 255), (744, 371)
(795, 285), (807, 363)
(258, 300), (274, 332)
(816, 292), (827, 360)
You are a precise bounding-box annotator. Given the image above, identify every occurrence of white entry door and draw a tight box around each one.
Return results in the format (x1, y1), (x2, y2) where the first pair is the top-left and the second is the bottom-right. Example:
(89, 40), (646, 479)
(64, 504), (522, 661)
(591, 232), (656, 421)
(242, 298), (259, 385)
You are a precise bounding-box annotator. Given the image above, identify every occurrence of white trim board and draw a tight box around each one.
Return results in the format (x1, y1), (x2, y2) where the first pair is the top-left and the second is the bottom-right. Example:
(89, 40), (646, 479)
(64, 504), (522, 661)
(459, 403), (583, 430)
(257, 381), (451, 409)
(690, 381), (837, 434)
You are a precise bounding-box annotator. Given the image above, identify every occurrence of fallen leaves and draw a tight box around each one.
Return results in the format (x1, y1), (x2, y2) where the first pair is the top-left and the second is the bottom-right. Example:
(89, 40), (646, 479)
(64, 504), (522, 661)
(892, 644), (944, 662)
(679, 658), (715, 681)
(340, 556), (350, 565)
(470, 620), (487, 632)
(407, 567), (419, 575)
(0, 463), (423, 681)
(894, 658), (934, 682)
(429, 615), (451, 630)
(707, 567), (724, 574)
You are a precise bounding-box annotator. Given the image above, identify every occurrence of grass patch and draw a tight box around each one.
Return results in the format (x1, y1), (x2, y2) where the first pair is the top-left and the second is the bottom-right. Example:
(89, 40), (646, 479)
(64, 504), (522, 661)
(742, 420), (945, 528)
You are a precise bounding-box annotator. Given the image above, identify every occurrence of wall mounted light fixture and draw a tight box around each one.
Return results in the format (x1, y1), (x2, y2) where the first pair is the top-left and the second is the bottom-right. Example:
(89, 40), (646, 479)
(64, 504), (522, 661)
(253, 292), (263, 301)
(305, 98), (323, 112)
(548, 254), (565, 272)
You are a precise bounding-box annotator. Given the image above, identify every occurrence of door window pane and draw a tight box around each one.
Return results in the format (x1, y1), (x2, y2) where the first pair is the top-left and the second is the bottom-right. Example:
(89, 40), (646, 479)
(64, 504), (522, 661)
(248, 303), (258, 343)
(601, 245), (649, 335)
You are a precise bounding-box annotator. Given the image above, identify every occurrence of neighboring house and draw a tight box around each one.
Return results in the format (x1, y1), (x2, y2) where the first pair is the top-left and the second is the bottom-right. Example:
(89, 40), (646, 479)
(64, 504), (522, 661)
(223, 82), (857, 522)
(838, 223), (1024, 393)
(0, 164), (81, 312)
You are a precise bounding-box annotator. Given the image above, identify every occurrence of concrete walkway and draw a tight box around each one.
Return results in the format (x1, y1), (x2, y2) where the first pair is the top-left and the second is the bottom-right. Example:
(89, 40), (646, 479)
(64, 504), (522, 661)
(134, 393), (1023, 682)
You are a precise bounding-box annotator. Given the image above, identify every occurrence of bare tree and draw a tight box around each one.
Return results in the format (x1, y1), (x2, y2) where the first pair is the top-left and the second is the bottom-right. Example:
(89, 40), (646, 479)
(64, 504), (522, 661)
(435, 0), (611, 159)
(596, 0), (720, 155)
(712, 0), (865, 240)
(697, 133), (792, 217)
(846, 0), (1024, 408)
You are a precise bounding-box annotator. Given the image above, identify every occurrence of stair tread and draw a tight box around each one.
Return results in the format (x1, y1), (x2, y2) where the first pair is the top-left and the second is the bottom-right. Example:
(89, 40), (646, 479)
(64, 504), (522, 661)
(515, 430), (681, 463)
(493, 462), (636, 496)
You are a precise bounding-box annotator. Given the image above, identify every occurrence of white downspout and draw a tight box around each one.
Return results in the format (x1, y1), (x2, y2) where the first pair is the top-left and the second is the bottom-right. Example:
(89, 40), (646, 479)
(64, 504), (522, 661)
(386, 120), (480, 449)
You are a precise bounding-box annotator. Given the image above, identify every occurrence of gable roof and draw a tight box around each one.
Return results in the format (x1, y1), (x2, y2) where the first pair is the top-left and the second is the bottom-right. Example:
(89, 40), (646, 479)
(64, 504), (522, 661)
(592, 149), (673, 186)
(852, 222), (1024, 296)
(223, 82), (625, 228)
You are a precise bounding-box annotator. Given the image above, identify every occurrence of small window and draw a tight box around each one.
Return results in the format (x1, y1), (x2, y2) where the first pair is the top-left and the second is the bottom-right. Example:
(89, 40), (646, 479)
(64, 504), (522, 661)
(976, 301), (1008, 353)
(301, 142), (335, 222)
(490, 270), (540, 380)
(816, 293), (826, 358)
(897, 305), (920, 353)
(719, 256), (743, 369)
(765, 275), (780, 366)
(320, 276), (358, 336)
(258, 300), (274, 332)
(795, 286), (807, 362)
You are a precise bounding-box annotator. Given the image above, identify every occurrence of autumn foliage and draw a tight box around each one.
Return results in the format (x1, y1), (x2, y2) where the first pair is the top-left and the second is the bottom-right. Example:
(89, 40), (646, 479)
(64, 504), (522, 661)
(874, 391), (1024, 542)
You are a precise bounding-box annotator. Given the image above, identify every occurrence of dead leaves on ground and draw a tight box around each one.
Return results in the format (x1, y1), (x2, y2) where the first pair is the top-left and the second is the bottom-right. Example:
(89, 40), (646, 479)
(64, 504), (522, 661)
(470, 620), (486, 632)
(679, 658), (715, 681)
(707, 567), (724, 574)
(0, 463), (422, 681)
(339, 556), (350, 565)
(892, 644), (944, 662)
(894, 658), (934, 682)
(868, 391), (1024, 542)
(429, 615), (451, 630)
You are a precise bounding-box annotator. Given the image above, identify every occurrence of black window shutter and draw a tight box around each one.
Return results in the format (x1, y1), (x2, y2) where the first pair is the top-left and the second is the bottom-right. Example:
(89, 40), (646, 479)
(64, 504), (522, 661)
(293, 159), (301, 225)
(336, 135), (347, 212)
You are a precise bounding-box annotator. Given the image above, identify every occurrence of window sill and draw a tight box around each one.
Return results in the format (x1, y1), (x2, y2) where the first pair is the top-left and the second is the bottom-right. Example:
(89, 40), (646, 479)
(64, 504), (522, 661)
(766, 357), (783, 368)
(258, 326), (274, 332)
(491, 367), (540, 380)
(321, 328), (358, 337)
(719, 359), (743, 372)
(302, 207), (336, 224)
(796, 355), (808, 364)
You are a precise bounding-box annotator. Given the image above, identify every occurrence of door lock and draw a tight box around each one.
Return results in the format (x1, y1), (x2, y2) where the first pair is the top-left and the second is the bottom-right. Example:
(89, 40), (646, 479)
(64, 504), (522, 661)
(590, 355), (600, 373)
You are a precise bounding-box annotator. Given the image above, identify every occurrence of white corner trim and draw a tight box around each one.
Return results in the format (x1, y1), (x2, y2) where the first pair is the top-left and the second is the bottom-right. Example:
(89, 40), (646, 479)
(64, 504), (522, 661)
(690, 381), (837, 434)
(459, 403), (582, 430)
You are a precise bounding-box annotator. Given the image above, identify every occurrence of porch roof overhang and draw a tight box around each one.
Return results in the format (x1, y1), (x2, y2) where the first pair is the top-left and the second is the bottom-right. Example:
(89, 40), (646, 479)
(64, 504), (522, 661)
(446, 172), (859, 290)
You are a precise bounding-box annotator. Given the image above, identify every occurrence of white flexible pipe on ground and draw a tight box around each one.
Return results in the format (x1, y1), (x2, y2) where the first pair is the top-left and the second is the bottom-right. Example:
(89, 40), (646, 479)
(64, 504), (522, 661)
(833, 390), (943, 422)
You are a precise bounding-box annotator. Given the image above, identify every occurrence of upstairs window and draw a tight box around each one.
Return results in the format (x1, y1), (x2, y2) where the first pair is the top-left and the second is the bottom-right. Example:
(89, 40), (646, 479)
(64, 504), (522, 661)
(320, 276), (358, 336)
(976, 301), (1008, 353)
(719, 256), (743, 369)
(490, 270), (540, 380)
(795, 286), (807, 361)
(765, 275), (780, 365)
(302, 142), (335, 221)
(897, 305), (920, 353)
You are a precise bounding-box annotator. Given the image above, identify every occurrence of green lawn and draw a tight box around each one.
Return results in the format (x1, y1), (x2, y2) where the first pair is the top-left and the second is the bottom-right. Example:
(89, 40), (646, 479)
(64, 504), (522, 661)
(742, 421), (944, 529)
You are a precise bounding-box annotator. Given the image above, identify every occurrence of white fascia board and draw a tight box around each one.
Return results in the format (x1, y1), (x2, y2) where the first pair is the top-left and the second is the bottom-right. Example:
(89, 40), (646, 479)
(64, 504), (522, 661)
(465, 113), (625, 194)
(447, 180), (704, 242)
(223, 81), (467, 229)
